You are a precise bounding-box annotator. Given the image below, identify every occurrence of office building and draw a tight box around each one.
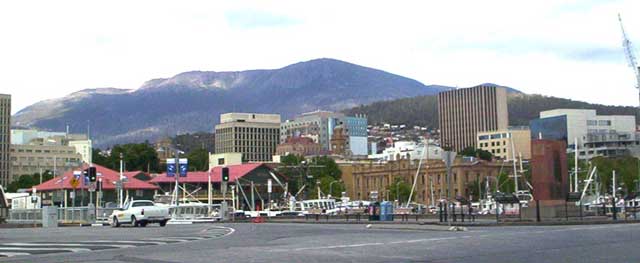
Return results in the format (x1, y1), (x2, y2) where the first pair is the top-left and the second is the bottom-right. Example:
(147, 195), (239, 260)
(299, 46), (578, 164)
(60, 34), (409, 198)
(214, 113), (281, 163)
(280, 110), (368, 156)
(208, 153), (242, 168)
(68, 139), (92, 164)
(438, 85), (508, 152)
(10, 143), (83, 180)
(340, 157), (504, 204)
(530, 109), (638, 159)
(275, 137), (324, 157)
(368, 141), (443, 162)
(0, 94), (9, 187)
(477, 127), (531, 160)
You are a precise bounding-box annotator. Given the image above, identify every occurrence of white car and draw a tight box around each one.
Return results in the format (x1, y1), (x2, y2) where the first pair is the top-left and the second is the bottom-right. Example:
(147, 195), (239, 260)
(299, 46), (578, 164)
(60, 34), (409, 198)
(109, 200), (171, 227)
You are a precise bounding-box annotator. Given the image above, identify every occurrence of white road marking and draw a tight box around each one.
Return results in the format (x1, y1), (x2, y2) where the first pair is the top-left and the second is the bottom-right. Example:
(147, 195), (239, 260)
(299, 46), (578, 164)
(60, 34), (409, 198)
(0, 247), (91, 252)
(85, 240), (168, 245)
(3, 242), (135, 248)
(142, 238), (191, 242)
(278, 235), (476, 252)
(0, 252), (31, 257)
(292, 242), (385, 251)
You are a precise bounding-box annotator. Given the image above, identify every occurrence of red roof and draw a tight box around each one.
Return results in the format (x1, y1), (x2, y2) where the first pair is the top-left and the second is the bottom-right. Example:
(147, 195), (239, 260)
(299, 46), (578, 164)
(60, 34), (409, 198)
(150, 163), (264, 184)
(34, 164), (158, 191)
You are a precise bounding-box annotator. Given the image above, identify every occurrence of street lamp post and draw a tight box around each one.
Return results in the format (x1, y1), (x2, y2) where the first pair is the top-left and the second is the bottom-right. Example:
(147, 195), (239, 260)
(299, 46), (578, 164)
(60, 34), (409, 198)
(396, 181), (401, 206)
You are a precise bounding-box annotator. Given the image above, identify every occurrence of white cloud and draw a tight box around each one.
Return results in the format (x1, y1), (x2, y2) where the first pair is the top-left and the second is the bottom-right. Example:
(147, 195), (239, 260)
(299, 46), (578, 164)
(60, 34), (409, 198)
(0, 0), (639, 114)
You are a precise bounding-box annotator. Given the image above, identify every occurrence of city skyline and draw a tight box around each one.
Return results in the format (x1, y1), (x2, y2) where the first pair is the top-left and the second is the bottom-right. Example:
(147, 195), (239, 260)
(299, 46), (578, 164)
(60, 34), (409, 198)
(1, 1), (640, 114)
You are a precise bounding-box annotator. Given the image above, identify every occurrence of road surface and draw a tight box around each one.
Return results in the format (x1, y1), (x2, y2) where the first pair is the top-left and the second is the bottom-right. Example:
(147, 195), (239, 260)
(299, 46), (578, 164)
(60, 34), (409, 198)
(0, 222), (638, 262)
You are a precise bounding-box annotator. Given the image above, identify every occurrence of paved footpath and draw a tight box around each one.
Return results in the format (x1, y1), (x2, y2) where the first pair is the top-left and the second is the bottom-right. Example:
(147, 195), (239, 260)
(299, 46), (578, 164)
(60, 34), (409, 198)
(0, 222), (639, 262)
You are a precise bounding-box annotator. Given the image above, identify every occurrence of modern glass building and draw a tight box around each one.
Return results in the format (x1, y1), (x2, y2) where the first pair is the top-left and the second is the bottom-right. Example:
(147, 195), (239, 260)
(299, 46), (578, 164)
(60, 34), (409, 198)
(530, 115), (568, 143)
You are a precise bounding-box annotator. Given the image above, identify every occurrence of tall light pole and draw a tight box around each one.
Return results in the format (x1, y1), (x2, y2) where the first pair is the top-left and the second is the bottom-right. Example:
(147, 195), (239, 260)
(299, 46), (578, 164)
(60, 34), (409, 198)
(329, 180), (341, 198)
(119, 153), (124, 207)
(396, 181), (401, 204)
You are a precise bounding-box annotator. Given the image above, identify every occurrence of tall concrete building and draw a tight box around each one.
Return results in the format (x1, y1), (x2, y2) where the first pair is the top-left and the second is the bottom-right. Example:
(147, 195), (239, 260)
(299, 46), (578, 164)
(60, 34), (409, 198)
(0, 94), (9, 187)
(10, 143), (83, 179)
(214, 113), (281, 163)
(438, 85), (508, 152)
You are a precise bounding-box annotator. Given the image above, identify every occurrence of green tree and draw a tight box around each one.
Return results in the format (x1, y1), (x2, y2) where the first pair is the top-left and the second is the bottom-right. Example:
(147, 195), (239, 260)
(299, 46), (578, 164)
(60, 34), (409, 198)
(459, 147), (493, 162)
(96, 142), (160, 173)
(308, 156), (341, 180)
(6, 171), (55, 192)
(186, 148), (209, 171)
(591, 156), (639, 194)
(92, 148), (110, 168)
(497, 171), (515, 193)
(387, 178), (413, 203)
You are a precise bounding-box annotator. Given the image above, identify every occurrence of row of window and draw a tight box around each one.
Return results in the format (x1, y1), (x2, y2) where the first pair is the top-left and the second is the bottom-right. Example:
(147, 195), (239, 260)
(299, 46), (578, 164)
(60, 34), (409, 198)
(587, 120), (612, 126)
(10, 148), (76, 154)
(11, 156), (80, 162)
(478, 140), (507, 147)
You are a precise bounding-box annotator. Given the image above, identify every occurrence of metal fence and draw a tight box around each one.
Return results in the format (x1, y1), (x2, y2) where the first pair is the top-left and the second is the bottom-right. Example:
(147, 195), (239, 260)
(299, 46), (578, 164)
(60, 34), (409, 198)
(7, 207), (119, 224)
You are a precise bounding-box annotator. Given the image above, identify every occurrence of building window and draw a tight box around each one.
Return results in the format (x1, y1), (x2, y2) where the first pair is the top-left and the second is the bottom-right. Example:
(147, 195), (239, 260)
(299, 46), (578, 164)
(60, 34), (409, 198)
(136, 190), (144, 197)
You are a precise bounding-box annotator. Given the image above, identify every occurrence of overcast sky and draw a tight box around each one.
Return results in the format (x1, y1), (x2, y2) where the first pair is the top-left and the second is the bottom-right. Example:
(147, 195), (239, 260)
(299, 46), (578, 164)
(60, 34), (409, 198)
(1, 0), (639, 114)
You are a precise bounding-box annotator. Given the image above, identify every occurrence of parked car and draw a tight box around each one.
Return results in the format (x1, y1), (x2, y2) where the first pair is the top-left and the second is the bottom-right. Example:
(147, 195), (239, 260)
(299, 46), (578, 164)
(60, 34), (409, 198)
(109, 200), (170, 227)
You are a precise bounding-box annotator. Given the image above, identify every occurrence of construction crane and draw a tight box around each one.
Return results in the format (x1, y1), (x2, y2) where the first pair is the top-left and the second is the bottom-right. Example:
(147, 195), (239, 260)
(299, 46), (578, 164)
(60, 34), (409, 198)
(618, 14), (640, 107)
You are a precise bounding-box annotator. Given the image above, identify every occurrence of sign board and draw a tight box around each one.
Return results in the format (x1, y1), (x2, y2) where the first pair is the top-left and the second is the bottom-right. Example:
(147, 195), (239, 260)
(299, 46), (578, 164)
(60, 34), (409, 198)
(179, 158), (188, 177)
(69, 191), (75, 199)
(441, 151), (457, 168)
(70, 177), (80, 189)
(268, 179), (273, 193)
(167, 159), (176, 177)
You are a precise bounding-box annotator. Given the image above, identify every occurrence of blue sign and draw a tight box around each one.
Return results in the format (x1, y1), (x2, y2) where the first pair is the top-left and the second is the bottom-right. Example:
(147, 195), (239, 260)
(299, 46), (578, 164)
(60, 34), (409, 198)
(179, 158), (188, 177)
(167, 159), (176, 177)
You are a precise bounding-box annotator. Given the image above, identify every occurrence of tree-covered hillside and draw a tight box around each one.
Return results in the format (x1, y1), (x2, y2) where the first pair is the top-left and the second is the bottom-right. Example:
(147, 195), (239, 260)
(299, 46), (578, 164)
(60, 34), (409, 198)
(343, 93), (638, 128)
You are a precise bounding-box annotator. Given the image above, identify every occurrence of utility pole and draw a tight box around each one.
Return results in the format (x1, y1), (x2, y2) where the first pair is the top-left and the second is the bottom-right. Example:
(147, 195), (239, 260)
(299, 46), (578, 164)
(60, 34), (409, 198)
(510, 135), (518, 193)
(207, 166), (212, 215)
(119, 153), (124, 207)
(575, 137), (579, 192)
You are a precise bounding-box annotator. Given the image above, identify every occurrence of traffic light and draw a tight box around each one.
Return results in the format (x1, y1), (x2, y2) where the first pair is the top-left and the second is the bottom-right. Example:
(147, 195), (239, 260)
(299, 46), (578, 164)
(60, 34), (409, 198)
(88, 167), (97, 182)
(222, 167), (229, 182)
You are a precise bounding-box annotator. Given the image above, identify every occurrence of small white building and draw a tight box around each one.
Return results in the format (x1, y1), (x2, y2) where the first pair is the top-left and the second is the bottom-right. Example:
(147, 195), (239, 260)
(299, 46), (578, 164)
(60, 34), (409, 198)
(369, 140), (443, 161)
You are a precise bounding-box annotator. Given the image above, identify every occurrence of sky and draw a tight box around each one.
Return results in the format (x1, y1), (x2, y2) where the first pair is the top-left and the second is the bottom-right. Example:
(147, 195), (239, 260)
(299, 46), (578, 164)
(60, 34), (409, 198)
(1, 0), (639, 114)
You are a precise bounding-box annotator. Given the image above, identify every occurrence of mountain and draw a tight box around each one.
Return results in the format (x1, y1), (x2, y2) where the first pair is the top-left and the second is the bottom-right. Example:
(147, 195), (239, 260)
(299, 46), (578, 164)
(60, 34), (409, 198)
(12, 58), (451, 147)
(343, 93), (638, 128)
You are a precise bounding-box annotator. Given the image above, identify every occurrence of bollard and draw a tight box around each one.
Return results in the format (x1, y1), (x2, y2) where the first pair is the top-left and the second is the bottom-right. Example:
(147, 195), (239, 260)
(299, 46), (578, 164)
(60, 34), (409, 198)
(536, 200), (541, 222)
(444, 205), (448, 222)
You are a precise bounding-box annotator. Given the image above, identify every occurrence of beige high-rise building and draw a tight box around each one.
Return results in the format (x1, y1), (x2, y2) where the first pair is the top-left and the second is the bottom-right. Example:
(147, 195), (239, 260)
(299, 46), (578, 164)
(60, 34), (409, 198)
(477, 128), (531, 160)
(214, 113), (281, 163)
(438, 85), (508, 152)
(0, 94), (10, 187)
(10, 144), (83, 180)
